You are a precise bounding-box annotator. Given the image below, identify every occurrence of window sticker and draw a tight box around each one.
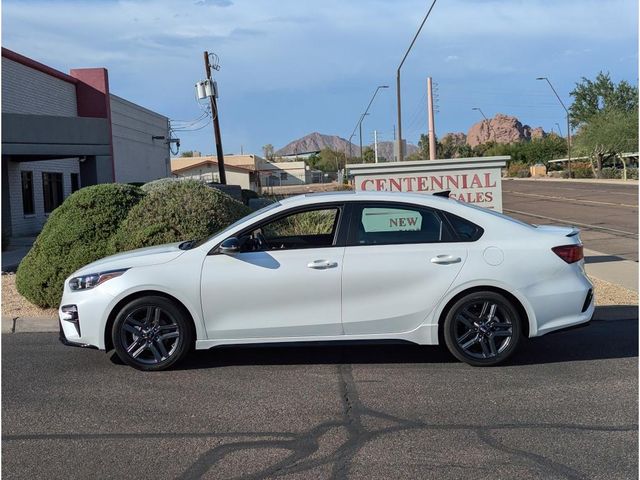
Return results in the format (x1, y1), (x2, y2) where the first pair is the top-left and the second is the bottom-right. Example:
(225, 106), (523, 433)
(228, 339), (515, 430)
(361, 208), (422, 232)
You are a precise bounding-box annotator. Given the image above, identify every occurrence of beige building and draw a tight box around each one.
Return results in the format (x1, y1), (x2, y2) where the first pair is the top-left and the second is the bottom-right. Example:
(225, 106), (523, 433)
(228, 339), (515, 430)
(171, 157), (254, 190)
(171, 153), (322, 190)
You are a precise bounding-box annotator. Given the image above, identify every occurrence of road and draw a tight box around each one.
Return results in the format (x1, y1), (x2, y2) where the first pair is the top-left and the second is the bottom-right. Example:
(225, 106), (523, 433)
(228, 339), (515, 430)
(2, 306), (637, 479)
(502, 180), (638, 261)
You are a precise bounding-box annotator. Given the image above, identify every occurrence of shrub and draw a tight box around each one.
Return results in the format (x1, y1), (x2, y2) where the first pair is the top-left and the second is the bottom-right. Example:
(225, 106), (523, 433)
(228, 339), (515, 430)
(599, 167), (622, 179)
(110, 180), (251, 252)
(141, 177), (189, 193)
(506, 162), (530, 178)
(571, 162), (594, 179)
(627, 168), (638, 180)
(241, 188), (259, 205)
(16, 184), (144, 307)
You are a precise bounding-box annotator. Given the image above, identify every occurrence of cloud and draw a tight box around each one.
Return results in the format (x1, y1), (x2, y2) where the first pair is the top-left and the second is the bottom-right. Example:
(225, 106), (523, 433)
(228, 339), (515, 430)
(194, 0), (232, 6)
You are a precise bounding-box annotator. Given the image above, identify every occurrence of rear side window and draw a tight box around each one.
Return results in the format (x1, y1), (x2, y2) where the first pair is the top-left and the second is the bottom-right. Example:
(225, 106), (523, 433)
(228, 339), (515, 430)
(445, 212), (484, 242)
(350, 204), (453, 246)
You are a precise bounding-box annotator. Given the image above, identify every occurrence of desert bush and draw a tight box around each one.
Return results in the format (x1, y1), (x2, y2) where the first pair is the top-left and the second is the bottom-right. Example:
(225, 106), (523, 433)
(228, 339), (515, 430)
(599, 167), (623, 179)
(571, 162), (594, 179)
(110, 180), (251, 252)
(16, 184), (143, 307)
(627, 168), (638, 180)
(506, 162), (530, 178)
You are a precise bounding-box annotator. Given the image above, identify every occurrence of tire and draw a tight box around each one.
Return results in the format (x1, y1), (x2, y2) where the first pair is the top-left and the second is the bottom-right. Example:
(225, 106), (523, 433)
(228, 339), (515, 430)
(112, 296), (194, 371)
(443, 291), (522, 366)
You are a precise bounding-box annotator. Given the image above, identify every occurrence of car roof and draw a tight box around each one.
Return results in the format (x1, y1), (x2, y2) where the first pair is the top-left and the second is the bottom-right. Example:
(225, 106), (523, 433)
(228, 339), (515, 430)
(279, 190), (455, 207)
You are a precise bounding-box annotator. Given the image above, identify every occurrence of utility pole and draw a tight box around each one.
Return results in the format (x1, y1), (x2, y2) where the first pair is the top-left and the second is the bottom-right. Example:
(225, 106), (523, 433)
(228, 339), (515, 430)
(427, 77), (436, 160)
(537, 77), (571, 177)
(374, 130), (379, 163)
(204, 51), (226, 184)
(396, 0), (438, 162)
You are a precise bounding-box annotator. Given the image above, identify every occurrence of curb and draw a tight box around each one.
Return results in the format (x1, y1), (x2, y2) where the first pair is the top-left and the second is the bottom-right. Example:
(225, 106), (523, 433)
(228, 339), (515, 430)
(503, 177), (639, 186)
(2, 316), (58, 334)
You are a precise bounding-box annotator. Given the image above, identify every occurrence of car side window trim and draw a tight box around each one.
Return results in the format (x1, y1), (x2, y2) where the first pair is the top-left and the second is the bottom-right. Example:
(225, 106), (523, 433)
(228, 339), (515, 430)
(345, 201), (458, 247)
(209, 202), (347, 255)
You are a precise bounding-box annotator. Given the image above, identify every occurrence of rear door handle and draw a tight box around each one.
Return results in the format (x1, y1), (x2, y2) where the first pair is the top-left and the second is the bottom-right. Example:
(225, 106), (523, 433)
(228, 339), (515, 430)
(307, 259), (338, 270)
(430, 255), (462, 265)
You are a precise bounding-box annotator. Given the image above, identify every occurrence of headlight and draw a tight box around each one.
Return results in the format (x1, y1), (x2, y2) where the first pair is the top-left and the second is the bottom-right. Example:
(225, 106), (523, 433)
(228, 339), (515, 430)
(68, 269), (128, 291)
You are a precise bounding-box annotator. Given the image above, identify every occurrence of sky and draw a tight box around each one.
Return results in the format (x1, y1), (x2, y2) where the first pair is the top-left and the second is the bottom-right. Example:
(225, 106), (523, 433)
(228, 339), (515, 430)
(2, 0), (638, 156)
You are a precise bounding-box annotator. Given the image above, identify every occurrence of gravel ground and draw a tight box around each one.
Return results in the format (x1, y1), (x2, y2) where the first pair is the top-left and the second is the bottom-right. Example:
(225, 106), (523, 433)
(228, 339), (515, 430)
(1, 272), (636, 320)
(1, 273), (56, 318)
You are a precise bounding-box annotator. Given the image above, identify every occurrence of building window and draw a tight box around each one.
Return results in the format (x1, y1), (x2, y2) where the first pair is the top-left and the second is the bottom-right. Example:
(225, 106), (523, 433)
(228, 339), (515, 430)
(280, 172), (288, 180)
(42, 172), (64, 214)
(70, 173), (79, 193)
(21, 171), (34, 216)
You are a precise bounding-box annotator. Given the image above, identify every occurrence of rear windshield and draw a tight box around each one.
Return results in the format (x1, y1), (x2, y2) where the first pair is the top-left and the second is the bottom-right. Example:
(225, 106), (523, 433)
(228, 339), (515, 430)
(458, 201), (535, 228)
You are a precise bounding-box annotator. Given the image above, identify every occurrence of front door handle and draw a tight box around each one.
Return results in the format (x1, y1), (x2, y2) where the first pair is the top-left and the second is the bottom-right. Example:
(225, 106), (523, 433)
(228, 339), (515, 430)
(307, 259), (338, 270)
(430, 255), (462, 265)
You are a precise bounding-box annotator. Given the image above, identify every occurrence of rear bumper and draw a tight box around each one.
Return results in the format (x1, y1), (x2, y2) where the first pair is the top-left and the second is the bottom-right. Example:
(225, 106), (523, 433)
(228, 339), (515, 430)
(523, 265), (595, 337)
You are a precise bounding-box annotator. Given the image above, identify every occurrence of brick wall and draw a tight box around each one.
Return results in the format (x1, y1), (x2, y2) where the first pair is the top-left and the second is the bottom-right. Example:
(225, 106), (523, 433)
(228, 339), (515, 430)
(8, 159), (80, 236)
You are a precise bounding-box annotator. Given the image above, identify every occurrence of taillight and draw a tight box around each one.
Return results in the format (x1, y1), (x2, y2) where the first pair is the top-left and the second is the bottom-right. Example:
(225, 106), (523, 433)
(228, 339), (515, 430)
(552, 244), (584, 263)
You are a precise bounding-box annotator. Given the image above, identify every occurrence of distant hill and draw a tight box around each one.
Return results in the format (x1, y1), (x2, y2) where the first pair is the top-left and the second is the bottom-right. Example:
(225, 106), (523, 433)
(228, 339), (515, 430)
(276, 132), (358, 156)
(374, 141), (418, 162)
(276, 132), (418, 160)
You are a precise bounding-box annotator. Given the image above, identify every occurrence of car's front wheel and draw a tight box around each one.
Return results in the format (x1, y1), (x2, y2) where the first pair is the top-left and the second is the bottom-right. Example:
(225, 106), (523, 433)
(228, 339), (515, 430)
(443, 291), (522, 366)
(112, 296), (193, 371)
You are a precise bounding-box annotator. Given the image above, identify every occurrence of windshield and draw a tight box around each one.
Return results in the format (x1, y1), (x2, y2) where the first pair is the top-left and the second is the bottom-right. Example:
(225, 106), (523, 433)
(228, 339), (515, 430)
(189, 201), (281, 249)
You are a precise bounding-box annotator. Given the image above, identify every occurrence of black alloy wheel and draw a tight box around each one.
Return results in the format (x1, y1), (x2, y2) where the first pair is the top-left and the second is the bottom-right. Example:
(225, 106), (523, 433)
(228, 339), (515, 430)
(112, 296), (193, 371)
(443, 291), (522, 366)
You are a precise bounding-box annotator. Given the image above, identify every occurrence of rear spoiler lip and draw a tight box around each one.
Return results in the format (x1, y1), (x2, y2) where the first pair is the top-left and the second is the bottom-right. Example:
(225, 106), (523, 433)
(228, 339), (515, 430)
(566, 227), (580, 237)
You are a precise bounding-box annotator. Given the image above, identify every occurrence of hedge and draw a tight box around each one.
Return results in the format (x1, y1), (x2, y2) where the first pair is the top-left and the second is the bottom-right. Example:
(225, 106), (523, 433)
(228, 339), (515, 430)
(16, 184), (144, 307)
(109, 180), (251, 252)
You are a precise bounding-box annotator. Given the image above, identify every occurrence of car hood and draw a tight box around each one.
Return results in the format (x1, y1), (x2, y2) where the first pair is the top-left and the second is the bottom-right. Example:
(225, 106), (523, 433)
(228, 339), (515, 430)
(72, 242), (186, 276)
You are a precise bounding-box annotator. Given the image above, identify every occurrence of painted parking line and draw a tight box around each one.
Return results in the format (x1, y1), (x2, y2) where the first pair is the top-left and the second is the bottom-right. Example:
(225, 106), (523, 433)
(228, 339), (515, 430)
(503, 190), (638, 208)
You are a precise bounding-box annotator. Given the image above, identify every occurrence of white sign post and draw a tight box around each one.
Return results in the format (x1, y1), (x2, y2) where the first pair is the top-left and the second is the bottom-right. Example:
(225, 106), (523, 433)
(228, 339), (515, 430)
(349, 156), (509, 212)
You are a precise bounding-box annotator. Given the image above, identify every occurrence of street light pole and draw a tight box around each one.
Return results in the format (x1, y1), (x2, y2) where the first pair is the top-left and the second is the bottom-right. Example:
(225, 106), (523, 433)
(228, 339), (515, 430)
(537, 77), (571, 177)
(396, 0), (438, 162)
(359, 85), (389, 158)
(472, 107), (495, 140)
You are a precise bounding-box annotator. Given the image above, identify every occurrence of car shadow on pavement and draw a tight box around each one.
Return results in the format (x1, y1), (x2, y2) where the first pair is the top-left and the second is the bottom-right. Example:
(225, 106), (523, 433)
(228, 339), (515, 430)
(174, 305), (638, 370)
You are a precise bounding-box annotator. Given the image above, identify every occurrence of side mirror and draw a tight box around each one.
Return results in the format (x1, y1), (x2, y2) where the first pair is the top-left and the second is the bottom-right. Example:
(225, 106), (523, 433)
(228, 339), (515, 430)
(219, 237), (240, 255)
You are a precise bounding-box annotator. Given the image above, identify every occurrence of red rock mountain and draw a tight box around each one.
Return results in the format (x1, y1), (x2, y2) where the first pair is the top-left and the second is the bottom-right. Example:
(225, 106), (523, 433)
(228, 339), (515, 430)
(466, 114), (546, 147)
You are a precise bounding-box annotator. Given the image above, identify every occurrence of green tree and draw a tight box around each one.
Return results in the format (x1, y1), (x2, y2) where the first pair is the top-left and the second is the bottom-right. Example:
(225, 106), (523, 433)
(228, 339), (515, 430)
(262, 144), (275, 161)
(573, 109), (639, 177)
(180, 150), (194, 157)
(362, 146), (375, 163)
(315, 148), (347, 172)
(569, 72), (638, 128)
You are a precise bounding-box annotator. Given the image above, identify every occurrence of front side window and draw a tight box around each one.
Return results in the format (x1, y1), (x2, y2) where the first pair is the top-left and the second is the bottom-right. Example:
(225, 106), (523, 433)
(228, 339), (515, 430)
(42, 172), (64, 213)
(241, 207), (340, 252)
(21, 171), (34, 215)
(351, 204), (452, 246)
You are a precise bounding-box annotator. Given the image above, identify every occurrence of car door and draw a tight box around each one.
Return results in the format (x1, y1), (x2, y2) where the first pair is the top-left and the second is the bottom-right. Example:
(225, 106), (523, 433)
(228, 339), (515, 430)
(200, 204), (346, 340)
(341, 202), (468, 335)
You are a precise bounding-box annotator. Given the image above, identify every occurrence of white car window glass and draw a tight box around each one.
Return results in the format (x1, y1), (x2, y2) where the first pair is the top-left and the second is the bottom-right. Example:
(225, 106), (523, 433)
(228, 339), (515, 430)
(356, 206), (444, 245)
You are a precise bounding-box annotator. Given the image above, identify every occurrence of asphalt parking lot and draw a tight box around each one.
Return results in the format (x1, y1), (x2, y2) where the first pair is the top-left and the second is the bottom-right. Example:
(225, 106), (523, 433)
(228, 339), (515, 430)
(2, 306), (637, 479)
(503, 180), (638, 261)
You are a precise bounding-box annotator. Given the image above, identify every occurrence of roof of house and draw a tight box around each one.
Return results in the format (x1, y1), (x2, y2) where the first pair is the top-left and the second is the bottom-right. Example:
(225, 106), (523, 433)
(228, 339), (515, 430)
(171, 159), (253, 174)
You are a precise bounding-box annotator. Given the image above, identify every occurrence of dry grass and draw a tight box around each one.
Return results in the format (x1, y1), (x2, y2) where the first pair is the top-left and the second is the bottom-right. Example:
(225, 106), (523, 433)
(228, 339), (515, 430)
(0, 272), (637, 320)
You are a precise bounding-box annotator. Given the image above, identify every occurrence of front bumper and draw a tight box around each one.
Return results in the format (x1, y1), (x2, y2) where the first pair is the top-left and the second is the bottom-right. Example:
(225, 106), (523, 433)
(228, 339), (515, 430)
(58, 320), (98, 349)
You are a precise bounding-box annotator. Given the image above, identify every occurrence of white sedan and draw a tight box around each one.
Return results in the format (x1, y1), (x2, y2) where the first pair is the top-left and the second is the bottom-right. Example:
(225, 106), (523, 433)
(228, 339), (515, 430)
(59, 191), (594, 370)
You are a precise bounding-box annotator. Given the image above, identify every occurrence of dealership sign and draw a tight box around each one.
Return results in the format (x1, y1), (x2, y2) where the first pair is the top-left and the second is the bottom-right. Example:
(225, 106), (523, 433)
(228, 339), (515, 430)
(349, 156), (509, 212)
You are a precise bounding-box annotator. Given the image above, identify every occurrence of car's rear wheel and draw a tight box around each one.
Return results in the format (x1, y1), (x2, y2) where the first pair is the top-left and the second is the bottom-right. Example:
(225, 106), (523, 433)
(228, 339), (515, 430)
(443, 291), (522, 366)
(112, 296), (193, 371)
